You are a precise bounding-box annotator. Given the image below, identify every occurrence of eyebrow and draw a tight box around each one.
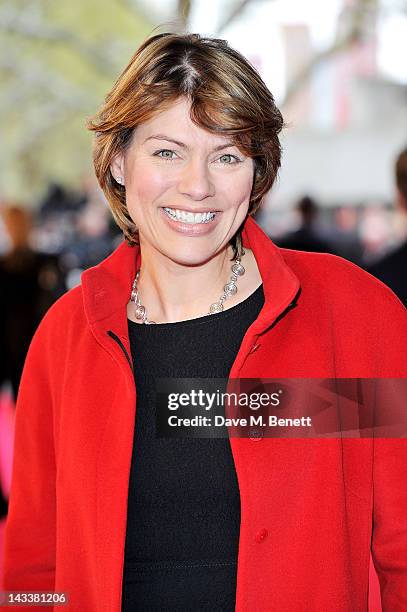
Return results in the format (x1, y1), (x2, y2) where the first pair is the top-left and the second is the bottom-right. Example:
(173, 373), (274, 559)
(143, 135), (237, 152)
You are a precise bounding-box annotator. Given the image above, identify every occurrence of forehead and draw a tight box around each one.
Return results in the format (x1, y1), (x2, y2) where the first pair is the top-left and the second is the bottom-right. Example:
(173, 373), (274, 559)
(131, 97), (233, 148)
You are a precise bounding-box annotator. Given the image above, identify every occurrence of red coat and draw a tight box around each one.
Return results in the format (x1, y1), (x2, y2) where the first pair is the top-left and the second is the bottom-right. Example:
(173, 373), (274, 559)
(2, 216), (407, 611)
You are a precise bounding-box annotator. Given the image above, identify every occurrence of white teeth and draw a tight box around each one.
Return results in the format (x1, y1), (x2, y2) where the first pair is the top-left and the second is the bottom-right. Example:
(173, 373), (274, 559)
(163, 208), (216, 224)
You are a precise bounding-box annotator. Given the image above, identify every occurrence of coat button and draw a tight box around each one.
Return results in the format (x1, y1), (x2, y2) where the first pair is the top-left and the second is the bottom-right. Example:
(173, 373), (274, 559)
(249, 427), (263, 441)
(255, 528), (268, 543)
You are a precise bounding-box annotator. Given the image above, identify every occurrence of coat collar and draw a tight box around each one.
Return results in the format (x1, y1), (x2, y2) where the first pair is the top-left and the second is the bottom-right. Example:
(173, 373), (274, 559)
(81, 215), (301, 338)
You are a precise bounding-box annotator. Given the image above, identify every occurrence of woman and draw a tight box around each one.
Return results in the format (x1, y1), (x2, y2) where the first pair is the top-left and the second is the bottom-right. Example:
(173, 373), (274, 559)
(3, 33), (407, 612)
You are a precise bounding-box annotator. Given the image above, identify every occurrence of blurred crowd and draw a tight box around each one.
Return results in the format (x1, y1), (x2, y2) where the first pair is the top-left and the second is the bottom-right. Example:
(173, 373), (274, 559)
(0, 179), (123, 402)
(0, 147), (406, 520)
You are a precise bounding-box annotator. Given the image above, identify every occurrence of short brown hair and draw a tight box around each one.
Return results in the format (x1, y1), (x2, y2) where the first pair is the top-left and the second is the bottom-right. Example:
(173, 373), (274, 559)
(87, 32), (284, 258)
(395, 147), (407, 204)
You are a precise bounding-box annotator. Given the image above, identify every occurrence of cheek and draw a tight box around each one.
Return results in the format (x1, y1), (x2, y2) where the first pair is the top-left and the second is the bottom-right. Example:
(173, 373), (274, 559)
(221, 170), (254, 210)
(126, 165), (172, 217)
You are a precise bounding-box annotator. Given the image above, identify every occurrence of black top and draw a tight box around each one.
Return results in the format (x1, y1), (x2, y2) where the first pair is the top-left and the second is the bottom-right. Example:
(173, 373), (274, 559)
(368, 240), (407, 307)
(121, 283), (265, 612)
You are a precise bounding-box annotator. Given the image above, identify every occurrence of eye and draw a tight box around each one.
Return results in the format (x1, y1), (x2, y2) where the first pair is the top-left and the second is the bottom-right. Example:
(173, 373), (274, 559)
(218, 153), (242, 164)
(154, 149), (177, 160)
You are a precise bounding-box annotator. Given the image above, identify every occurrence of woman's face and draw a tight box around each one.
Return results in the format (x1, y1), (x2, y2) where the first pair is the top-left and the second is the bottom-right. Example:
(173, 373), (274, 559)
(111, 97), (255, 266)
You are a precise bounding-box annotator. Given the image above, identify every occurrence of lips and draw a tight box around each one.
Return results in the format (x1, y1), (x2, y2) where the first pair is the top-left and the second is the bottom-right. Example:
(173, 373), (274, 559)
(160, 207), (221, 236)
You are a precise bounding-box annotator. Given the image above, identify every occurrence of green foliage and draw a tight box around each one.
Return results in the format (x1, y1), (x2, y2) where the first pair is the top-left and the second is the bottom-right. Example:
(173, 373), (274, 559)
(0, 0), (153, 204)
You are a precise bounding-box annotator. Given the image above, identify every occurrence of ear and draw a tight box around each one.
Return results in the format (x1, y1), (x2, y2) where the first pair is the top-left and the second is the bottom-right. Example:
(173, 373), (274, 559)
(110, 152), (125, 184)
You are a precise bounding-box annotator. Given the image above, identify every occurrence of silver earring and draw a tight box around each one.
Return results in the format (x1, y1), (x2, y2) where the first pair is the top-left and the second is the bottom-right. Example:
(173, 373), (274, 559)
(117, 176), (124, 185)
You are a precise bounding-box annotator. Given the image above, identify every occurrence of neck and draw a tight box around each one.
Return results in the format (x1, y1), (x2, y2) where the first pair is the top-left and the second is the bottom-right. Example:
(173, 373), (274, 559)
(133, 243), (240, 323)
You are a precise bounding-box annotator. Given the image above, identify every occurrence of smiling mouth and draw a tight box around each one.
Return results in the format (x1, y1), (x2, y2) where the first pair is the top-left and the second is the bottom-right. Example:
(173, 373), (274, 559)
(162, 207), (218, 224)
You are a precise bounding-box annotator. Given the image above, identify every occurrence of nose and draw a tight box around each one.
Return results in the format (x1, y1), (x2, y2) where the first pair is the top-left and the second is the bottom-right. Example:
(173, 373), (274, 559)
(177, 158), (215, 201)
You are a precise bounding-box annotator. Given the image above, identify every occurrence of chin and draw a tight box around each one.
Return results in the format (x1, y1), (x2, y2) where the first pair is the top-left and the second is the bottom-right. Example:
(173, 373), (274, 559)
(161, 246), (221, 268)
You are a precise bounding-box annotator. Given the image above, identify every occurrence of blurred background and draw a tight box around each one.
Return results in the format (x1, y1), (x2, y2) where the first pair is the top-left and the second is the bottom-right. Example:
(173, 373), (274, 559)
(0, 1), (406, 607)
